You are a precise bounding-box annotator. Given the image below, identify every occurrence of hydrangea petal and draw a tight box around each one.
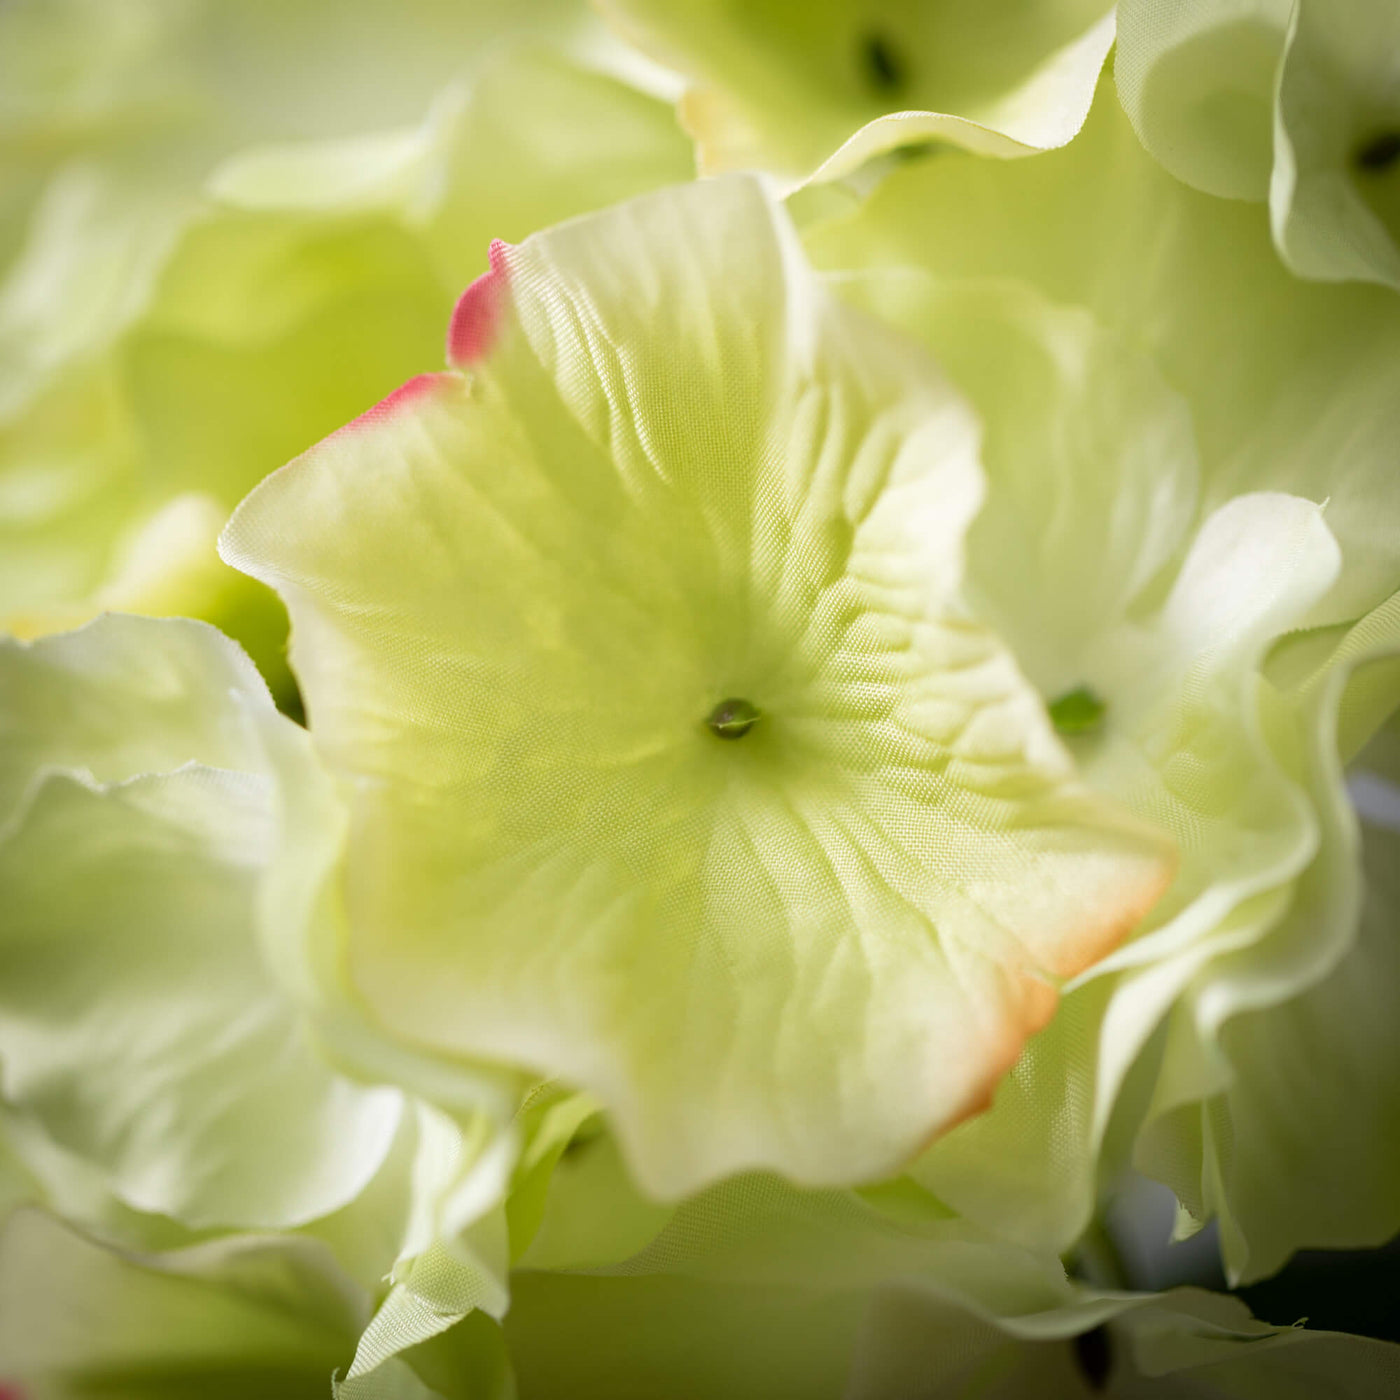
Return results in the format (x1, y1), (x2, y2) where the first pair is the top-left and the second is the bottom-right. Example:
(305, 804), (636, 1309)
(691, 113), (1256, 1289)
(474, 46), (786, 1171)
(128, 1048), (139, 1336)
(1136, 596), (1400, 1282)
(1117, 0), (1400, 288)
(0, 159), (193, 419)
(850, 1281), (1400, 1399)
(223, 175), (1173, 1200)
(0, 616), (401, 1229)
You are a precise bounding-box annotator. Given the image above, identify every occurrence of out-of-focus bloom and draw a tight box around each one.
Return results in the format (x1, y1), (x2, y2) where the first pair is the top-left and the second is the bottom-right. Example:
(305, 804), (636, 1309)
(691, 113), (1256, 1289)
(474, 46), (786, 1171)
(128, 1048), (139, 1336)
(0, 0), (691, 692)
(596, 0), (1117, 183)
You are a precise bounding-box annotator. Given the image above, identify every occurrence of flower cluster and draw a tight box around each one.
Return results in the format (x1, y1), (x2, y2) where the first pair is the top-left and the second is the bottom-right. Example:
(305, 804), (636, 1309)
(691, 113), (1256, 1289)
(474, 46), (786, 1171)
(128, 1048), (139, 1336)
(3, 2), (1400, 1396)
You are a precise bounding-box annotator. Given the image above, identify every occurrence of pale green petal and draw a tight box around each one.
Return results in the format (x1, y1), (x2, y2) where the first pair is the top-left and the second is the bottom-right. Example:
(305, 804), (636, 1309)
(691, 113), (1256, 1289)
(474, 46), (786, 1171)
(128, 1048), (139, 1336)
(224, 175), (1172, 1199)
(907, 975), (1122, 1255)
(583, 1174), (1082, 1318)
(0, 8), (666, 408)
(384, 1313), (515, 1400)
(1136, 595), (1400, 1282)
(801, 274), (1202, 1250)
(169, 0), (589, 143)
(0, 0), (591, 205)
(126, 213), (450, 508)
(338, 1233), (509, 1397)
(516, 1118), (673, 1272)
(1271, 0), (1400, 291)
(0, 611), (271, 813)
(0, 1), (183, 165)
(502, 1091), (608, 1267)
(0, 1098), (228, 1259)
(319, 1101), (523, 1398)
(337, 1314), (514, 1400)
(0, 159), (191, 414)
(599, 0), (1114, 184)
(0, 364), (140, 629)
(0, 615), (401, 1229)
(1114, 0), (1291, 201)
(418, 46), (695, 291)
(206, 84), (469, 225)
(206, 45), (695, 286)
(0, 1208), (365, 1398)
(1201, 320), (1400, 629)
(1077, 492), (1337, 1085)
(1151, 809), (1400, 1284)
(1117, 0), (1400, 288)
(805, 55), (1400, 1286)
(0, 763), (398, 1230)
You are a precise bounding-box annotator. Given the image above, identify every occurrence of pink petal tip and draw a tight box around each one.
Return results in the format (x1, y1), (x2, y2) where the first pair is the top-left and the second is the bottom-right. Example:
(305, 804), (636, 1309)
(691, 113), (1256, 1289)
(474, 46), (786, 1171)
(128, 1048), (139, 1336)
(339, 372), (457, 436)
(447, 239), (511, 368)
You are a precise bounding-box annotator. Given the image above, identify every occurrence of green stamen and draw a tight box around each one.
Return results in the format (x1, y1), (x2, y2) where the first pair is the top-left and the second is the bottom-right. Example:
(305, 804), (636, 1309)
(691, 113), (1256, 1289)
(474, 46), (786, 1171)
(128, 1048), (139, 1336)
(1049, 685), (1106, 735)
(706, 697), (761, 739)
(861, 31), (906, 94)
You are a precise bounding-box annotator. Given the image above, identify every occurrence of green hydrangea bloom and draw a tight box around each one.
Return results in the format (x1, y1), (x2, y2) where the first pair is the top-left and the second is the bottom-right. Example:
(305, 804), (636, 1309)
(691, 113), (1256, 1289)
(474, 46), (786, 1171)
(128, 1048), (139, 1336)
(221, 174), (1173, 1204)
(803, 80), (1400, 1277)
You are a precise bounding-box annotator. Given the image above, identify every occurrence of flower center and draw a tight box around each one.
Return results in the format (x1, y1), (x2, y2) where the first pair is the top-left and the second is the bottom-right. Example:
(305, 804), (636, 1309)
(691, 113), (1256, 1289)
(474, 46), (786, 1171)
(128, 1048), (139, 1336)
(1355, 130), (1400, 173)
(1048, 685), (1106, 735)
(860, 30), (906, 95)
(705, 697), (761, 740)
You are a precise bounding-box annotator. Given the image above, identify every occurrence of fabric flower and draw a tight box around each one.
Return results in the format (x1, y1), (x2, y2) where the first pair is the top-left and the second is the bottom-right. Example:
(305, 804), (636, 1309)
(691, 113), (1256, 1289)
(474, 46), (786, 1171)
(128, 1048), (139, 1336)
(221, 174), (1172, 1201)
